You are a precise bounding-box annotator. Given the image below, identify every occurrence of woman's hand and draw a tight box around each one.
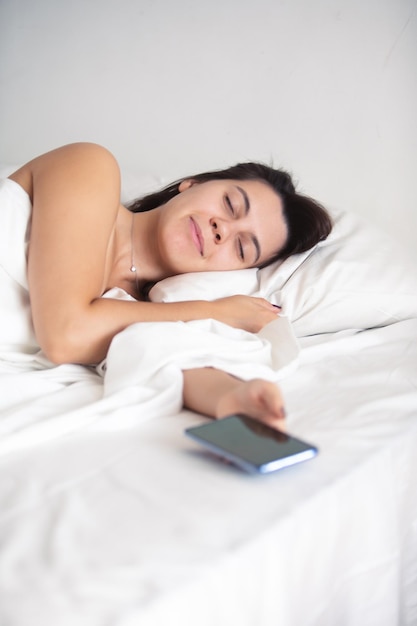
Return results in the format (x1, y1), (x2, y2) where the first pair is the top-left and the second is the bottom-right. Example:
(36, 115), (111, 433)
(215, 378), (286, 430)
(183, 368), (286, 430)
(211, 295), (280, 333)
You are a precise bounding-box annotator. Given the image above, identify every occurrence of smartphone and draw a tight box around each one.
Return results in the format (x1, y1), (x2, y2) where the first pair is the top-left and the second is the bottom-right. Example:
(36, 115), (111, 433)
(185, 414), (318, 474)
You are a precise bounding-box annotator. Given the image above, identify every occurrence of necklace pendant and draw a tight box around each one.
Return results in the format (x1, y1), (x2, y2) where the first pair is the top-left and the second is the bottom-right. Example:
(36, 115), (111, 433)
(130, 265), (137, 273)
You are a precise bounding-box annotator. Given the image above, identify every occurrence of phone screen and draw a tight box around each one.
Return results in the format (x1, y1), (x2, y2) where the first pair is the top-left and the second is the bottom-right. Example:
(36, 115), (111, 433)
(185, 414), (318, 474)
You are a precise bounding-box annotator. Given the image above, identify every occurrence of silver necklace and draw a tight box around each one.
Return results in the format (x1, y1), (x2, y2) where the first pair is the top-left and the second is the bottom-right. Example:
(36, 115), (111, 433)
(129, 211), (139, 289)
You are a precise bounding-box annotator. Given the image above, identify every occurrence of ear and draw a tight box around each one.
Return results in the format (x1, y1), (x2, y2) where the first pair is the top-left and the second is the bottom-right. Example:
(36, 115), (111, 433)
(178, 179), (197, 193)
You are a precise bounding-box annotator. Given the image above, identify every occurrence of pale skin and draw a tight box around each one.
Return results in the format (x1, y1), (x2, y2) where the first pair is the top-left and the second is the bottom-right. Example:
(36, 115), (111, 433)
(9, 143), (287, 427)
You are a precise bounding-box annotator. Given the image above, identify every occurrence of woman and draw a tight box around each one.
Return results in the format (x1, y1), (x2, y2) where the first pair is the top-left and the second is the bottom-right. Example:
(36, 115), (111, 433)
(6, 142), (332, 426)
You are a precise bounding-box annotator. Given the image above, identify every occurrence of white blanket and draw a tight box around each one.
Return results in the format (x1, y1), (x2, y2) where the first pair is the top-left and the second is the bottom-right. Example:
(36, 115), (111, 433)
(0, 314), (299, 457)
(4, 272), (413, 457)
(0, 318), (416, 626)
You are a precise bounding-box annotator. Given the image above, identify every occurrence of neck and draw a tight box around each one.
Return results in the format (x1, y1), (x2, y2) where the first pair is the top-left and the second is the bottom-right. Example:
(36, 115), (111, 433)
(129, 212), (139, 290)
(125, 206), (169, 285)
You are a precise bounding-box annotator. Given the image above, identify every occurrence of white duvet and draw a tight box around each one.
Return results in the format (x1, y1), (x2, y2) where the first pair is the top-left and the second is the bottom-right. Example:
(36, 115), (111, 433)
(0, 318), (416, 626)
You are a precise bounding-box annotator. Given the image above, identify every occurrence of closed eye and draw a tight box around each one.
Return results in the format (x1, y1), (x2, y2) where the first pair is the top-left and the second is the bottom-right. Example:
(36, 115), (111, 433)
(224, 194), (235, 216)
(238, 238), (244, 260)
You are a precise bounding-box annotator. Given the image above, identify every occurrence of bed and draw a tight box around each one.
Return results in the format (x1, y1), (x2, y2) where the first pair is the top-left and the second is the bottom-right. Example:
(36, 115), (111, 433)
(1, 165), (416, 626)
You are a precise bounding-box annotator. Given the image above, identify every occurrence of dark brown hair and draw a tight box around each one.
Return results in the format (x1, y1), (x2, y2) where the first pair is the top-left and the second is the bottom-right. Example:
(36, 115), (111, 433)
(127, 162), (332, 265)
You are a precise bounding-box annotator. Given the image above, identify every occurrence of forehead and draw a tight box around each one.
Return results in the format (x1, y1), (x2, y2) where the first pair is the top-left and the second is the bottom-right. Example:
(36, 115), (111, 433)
(241, 181), (288, 254)
(226, 178), (281, 208)
(227, 178), (287, 258)
(197, 177), (283, 211)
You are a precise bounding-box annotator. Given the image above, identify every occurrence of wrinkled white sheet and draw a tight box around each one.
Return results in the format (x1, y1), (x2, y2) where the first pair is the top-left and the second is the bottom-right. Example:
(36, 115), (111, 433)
(0, 310), (299, 456)
(0, 177), (299, 455)
(0, 319), (416, 626)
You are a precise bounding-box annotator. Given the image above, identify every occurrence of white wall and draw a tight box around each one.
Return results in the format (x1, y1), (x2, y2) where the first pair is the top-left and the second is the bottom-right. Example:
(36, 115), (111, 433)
(1, 0), (416, 260)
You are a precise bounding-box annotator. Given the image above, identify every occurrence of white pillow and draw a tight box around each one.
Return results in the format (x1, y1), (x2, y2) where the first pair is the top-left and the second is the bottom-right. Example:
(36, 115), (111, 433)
(149, 209), (417, 337)
(150, 268), (259, 302)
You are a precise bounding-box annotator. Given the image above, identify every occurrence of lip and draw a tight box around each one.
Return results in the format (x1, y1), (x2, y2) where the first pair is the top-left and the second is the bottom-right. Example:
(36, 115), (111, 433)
(190, 217), (204, 255)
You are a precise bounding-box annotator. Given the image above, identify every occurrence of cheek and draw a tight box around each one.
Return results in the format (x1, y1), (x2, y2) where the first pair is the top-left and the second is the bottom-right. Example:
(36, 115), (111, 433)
(210, 247), (242, 271)
(159, 221), (197, 266)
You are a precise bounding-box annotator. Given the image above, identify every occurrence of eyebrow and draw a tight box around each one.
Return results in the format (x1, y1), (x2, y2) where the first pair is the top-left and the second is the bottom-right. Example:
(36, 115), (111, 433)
(236, 185), (250, 214)
(235, 185), (261, 264)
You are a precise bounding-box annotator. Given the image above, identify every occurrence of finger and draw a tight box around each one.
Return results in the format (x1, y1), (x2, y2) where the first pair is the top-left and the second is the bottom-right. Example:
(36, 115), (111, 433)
(260, 385), (286, 419)
(259, 299), (282, 313)
(264, 416), (287, 432)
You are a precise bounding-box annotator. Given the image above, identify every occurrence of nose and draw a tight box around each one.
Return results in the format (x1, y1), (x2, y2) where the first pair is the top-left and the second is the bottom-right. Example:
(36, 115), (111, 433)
(210, 218), (230, 243)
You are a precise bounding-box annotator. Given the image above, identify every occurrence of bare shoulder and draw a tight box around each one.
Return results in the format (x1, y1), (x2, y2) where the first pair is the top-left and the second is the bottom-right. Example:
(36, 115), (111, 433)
(9, 143), (121, 198)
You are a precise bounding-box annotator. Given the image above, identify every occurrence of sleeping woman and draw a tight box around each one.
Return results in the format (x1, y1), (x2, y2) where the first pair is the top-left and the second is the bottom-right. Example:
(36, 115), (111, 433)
(5, 142), (332, 427)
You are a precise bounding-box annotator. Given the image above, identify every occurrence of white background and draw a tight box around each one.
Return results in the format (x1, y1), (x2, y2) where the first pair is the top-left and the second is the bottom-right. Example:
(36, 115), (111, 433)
(1, 0), (416, 260)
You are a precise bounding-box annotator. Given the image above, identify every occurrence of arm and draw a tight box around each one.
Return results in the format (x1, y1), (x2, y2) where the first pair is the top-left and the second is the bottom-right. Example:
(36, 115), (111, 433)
(182, 368), (286, 428)
(11, 143), (279, 364)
